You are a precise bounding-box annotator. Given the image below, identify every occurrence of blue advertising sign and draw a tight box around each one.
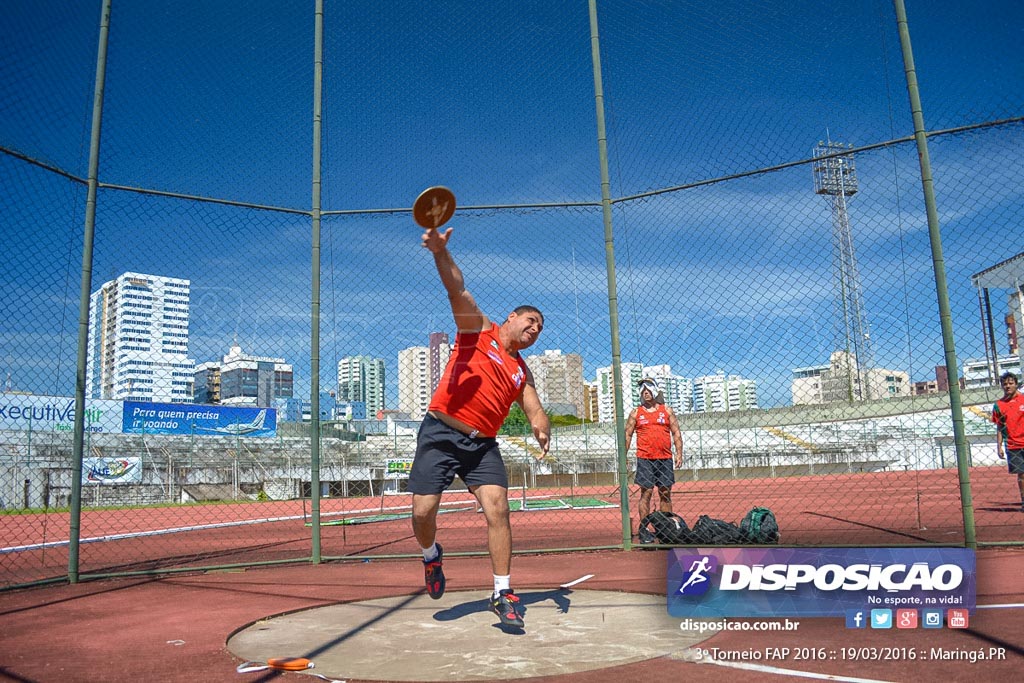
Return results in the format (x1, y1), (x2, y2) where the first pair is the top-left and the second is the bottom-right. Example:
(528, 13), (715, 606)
(122, 402), (276, 437)
(667, 547), (975, 618)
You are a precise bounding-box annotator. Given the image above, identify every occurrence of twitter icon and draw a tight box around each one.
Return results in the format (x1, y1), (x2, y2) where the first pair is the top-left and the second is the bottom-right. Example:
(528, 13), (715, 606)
(870, 609), (892, 629)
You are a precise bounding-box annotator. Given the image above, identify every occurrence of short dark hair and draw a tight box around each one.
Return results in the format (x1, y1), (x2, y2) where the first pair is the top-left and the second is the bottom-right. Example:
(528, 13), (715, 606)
(1000, 372), (1019, 383)
(512, 305), (543, 324)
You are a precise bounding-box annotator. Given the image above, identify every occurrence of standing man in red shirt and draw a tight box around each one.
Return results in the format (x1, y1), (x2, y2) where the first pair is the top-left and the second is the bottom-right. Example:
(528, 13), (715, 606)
(408, 225), (550, 629)
(992, 372), (1024, 511)
(624, 377), (684, 541)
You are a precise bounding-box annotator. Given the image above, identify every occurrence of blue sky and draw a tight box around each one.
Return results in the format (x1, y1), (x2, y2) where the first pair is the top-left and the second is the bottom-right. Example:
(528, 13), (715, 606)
(1, 0), (1022, 409)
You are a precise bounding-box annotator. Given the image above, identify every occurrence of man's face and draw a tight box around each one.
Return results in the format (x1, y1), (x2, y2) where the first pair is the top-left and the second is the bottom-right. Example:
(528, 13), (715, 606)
(640, 386), (655, 403)
(1002, 376), (1018, 395)
(508, 310), (544, 348)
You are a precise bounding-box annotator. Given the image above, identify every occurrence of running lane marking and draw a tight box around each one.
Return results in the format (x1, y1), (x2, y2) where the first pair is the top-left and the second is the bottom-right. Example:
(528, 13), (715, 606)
(560, 574), (594, 589)
(688, 653), (895, 682)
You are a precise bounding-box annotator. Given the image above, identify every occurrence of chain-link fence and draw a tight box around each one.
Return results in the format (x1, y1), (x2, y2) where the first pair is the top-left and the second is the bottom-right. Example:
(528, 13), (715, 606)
(1, 0), (1022, 588)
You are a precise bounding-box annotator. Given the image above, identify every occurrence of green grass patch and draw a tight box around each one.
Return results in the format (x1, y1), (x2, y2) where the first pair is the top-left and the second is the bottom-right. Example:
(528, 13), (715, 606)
(563, 496), (617, 509)
(508, 498), (569, 511)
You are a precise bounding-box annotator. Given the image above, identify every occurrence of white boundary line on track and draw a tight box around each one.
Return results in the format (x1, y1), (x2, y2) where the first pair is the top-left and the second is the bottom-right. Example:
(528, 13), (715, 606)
(690, 655), (895, 682)
(1, 514), (307, 553)
(2, 492), (612, 554)
(560, 574), (594, 589)
(0, 498), (477, 554)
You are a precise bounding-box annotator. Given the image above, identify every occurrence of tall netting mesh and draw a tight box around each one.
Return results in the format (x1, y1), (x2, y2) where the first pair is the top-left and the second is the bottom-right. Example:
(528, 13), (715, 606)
(1, 0), (1021, 588)
(594, 0), (1022, 548)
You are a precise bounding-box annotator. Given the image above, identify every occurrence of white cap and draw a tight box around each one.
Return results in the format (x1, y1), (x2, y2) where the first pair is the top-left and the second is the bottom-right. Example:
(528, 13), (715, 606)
(638, 377), (664, 403)
(638, 378), (659, 394)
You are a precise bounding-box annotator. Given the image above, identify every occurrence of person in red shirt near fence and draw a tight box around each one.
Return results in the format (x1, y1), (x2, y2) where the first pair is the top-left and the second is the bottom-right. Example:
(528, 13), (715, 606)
(624, 377), (684, 542)
(408, 224), (550, 629)
(992, 371), (1024, 512)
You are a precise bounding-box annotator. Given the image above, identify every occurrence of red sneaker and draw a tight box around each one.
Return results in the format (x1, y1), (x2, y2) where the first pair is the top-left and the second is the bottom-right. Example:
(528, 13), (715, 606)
(488, 588), (524, 627)
(423, 544), (445, 599)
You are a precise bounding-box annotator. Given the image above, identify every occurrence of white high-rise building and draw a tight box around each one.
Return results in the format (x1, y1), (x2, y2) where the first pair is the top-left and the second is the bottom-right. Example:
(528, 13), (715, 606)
(337, 356), (386, 418)
(524, 350), (584, 417)
(595, 362), (643, 424)
(429, 332), (450, 392)
(659, 374), (694, 415)
(87, 272), (195, 403)
(693, 373), (758, 413)
(594, 362), (680, 423)
(398, 347), (431, 420)
(398, 335), (452, 420)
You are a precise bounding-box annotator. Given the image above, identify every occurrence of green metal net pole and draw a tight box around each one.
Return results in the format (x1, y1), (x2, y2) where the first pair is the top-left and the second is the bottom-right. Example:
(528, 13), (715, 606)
(309, 0), (324, 563)
(587, 0), (631, 549)
(892, 0), (976, 549)
(69, 0), (113, 583)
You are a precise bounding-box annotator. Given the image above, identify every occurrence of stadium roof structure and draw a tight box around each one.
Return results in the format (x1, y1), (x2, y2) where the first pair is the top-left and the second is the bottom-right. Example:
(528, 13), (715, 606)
(971, 251), (1024, 289)
(970, 252), (1023, 385)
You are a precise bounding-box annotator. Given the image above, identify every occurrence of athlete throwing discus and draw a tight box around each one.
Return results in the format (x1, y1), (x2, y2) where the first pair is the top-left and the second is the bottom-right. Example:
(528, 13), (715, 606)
(408, 224), (550, 629)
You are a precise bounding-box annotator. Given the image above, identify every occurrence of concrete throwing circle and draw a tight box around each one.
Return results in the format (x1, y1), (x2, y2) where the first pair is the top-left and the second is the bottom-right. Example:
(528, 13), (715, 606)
(228, 589), (708, 681)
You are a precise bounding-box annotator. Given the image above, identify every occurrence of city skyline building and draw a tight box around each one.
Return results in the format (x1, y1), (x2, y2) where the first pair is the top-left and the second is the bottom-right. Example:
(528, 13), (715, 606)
(791, 350), (909, 404)
(397, 334), (452, 421)
(961, 354), (1021, 391)
(397, 346), (431, 420)
(595, 362), (645, 423)
(524, 349), (585, 418)
(429, 332), (450, 392)
(862, 366), (911, 401)
(913, 366), (950, 396)
(659, 374), (695, 415)
(693, 373), (758, 413)
(791, 362), (830, 405)
(594, 362), (674, 423)
(337, 355), (386, 418)
(583, 382), (599, 422)
(194, 342), (293, 407)
(86, 272), (195, 403)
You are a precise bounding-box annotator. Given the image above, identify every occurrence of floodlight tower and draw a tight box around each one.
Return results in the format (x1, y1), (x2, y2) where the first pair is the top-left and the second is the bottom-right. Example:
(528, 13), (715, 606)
(813, 141), (874, 400)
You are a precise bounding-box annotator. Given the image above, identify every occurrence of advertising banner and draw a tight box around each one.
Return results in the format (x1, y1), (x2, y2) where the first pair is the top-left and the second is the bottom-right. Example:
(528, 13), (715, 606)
(122, 402), (277, 437)
(667, 547), (975, 618)
(82, 456), (143, 485)
(385, 459), (414, 477)
(0, 395), (124, 433)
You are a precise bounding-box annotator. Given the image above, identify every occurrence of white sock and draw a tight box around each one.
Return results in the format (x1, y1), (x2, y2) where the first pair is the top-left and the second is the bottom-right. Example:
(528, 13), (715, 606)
(422, 543), (439, 563)
(493, 574), (510, 597)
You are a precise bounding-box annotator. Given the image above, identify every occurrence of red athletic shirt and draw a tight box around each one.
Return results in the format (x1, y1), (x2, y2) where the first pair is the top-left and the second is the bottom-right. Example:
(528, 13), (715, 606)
(634, 404), (672, 460)
(428, 323), (528, 437)
(992, 392), (1024, 449)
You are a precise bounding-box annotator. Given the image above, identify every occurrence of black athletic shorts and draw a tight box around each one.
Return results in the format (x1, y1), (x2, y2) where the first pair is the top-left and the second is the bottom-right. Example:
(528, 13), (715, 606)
(1007, 448), (1024, 475)
(635, 458), (675, 489)
(407, 414), (508, 494)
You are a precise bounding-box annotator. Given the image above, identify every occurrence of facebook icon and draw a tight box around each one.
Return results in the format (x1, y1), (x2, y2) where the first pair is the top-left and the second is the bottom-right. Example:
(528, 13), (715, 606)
(845, 609), (867, 629)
